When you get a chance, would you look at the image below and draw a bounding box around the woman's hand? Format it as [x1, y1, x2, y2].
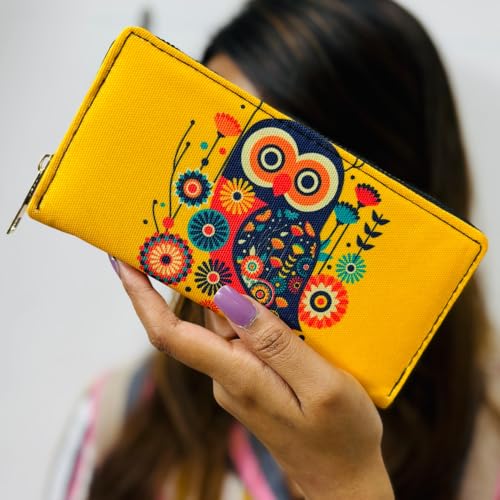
[114, 259, 394, 500]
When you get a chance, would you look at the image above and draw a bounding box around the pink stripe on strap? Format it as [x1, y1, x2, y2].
[228, 421, 276, 500]
[66, 373, 108, 500]
[495, 466, 500, 500]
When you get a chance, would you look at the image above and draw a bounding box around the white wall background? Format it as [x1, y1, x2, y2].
[0, 1, 498, 498]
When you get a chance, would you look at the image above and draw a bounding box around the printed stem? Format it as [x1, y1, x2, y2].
[151, 200, 160, 233]
[200, 131, 223, 170]
[169, 120, 195, 216]
[317, 224, 349, 274]
[322, 220, 341, 244]
[344, 158, 365, 173]
[356, 221, 379, 258]
[213, 100, 263, 183]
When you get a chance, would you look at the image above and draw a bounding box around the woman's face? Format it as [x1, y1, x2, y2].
[207, 53, 261, 96]
[203, 53, 260, 339]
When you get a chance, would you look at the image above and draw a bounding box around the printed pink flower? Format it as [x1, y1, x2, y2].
[355, 183, 381, 207]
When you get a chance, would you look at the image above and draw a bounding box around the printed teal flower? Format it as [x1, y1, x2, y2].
[336, 253, 367, 284]
[176, 170, 212, 207]
[188, 209, 229, 251]
[296, 257, 314, 277]
[334, 202, 360, 225]
[271, 276, 287, 294]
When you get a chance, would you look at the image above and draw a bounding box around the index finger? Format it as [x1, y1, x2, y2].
[116, 260, 236, 384]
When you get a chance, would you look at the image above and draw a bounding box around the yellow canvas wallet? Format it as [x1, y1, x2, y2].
[7, 26, 487, 408]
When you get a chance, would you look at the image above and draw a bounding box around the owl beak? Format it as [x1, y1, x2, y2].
[273, 173, 292, 197]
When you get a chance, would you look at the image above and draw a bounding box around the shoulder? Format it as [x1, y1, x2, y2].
[458, 331, 500, 500]
[45, 354, 154, 500]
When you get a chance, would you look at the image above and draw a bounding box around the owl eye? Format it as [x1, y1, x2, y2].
[295, 168, 321, 195]
[285, 153, 341, 213]
[258, 145, 285, 172]
[241, 126, 297, 187]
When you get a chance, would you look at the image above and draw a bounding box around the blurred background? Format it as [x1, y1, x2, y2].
[1, 1, 499, 498]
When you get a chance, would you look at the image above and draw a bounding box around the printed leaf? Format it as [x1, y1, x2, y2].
[304, 222, 316, 237]
[356, 235, 375, 250]
[364, 223, 382, 238]
[255, 209, 272, 222]
[320, 239, 331, 251]
[260, 253, 267, 261]
[280, 232, 289, 237]
[237, 239, 246, 245]
[318, 252, 332, 262]
[277, 209, 283, 218]
[249, 246, 256, 256]
[236, 256, 243, 263]
[372, 210, 390, 225]
[284, 209, 299, 220]
[255, 224, 265, 232]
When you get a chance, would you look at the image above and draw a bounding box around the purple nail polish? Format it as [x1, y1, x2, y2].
[108, 254, 121, 278]
[214, 285, 257, 327]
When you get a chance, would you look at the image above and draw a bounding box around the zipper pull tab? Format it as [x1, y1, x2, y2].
[6, 153, 53, 235]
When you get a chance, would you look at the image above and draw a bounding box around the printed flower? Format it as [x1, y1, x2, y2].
[200, 298, 219, 313]
[336, 253, 367, 284]
[188, 209, 229, 251]
[219, 178, 256, 215]
[355, 183, 381, 207]
[299, 275, 348, 328]
[250, 281, 274, 306]
[240, 255, 264, 279]
[334, 202, 360, 225]
[194, 259, 232, 296]
[296, 257, 314, 277]
[288, 276, 304, 294]
[175, 170, 212, 207]
[271, 277, 287, 294]
[138, 233, 192, 285]
[214, 113, 242, 137]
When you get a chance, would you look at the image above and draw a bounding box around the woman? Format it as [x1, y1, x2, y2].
[49, 1, 500, 499]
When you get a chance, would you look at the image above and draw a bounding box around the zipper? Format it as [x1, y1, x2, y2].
[6, 153, 52, 235]
[332, 139, 478, 230]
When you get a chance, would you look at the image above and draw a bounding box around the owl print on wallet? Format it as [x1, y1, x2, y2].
[138, 111, 390, 336]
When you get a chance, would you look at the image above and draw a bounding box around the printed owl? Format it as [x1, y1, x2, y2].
[206, 118, 345, 330]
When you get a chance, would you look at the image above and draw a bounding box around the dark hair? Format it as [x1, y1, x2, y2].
[89, 1, 492, 499]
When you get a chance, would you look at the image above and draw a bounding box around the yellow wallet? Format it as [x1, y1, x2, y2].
[8, 26, 487, 408]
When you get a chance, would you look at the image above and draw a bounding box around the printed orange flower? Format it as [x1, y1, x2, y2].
[219, 177, 256, 215]
[240, 255, 264, 279]
[138, 233, 192, 285]
[214, 113, 242, 137]
[298, 275, 348, 328]
[200, 299, 219, 313]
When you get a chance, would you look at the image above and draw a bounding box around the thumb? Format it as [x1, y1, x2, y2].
[213, 285, 333, 397]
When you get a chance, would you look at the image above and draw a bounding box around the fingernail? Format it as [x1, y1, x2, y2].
[108, 254, 121, 278]
[214, 285, 257, 328]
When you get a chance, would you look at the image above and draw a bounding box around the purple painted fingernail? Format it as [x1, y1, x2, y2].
[214, 285, 257, 328]
[108, 254, 121, 278]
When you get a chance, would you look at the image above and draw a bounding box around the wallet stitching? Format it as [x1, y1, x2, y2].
[37, 30, 485, 400]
